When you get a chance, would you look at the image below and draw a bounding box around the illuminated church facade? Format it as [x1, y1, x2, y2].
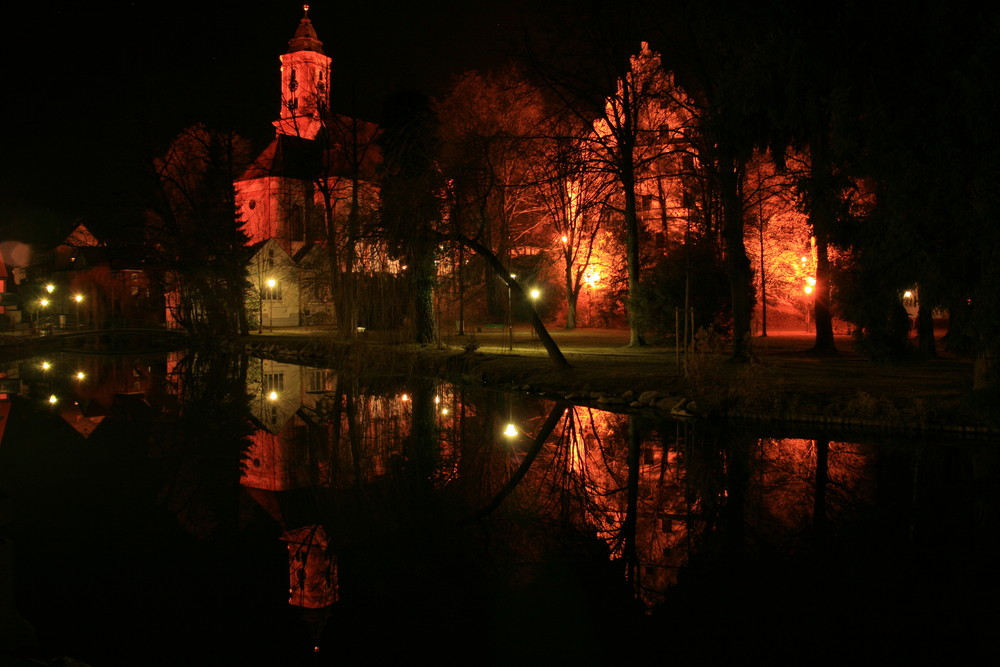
[235, 6, 384, 329]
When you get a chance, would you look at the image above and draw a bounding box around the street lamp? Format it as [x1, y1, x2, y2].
[529, 289, 541, 340]
[803, 278, 815, 331]
[506, 273, 516, 352]
[267, 279, 277, 331]
[73, 294, 84, 329]
[36, 298, 50, 332]
[584, 271, 599, 328]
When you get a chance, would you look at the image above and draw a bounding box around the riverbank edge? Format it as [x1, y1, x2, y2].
[4, 331, 991, 437]
[236, 334, 1000, 438]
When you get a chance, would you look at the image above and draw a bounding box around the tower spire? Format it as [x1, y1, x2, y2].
[288, 4, 325, 54]
[274, 5, 331, 139]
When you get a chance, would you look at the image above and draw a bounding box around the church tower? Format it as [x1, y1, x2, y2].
[273, 5, 331, 140]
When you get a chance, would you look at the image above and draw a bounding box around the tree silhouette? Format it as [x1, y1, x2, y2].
[153, 124, 253, 337]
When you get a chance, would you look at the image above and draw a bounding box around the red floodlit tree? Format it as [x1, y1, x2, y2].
[533, 36, 693, 347]
[524, 137, 615, 329]
[743, 152, 812, 336]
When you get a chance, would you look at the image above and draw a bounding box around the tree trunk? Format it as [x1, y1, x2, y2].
[719, 158, 754, 362]
[414, 247, 437, 345]
[623, 173, 646, 348]
[445, 231, 571, 370]
[758, 215, 767, 337]
[807, 128, 838, 355]
[564, 259, 577, 329]
[809, 233, 838, 355]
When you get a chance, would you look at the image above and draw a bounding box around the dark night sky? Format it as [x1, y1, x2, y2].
[0, 1, 529, 238]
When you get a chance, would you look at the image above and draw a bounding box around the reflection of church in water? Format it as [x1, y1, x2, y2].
[240, 351, 414, 645]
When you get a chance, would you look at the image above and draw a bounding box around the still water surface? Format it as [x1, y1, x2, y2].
[1, 350, 998, 665]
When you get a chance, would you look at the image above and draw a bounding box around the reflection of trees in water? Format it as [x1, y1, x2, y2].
[154, 350, 253, 538]
[512, 414, 887, 612]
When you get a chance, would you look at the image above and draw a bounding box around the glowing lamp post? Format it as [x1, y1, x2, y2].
[584, 271, 599, 327]
[36, 298, 50, 333]
[73, 294, 84, 329]
[506, 274, 516, 352]
[529, 288, 541, 340]
[503, 423, 518, 437]
[260, 278, 277, 333]
[803, 277, 815, 330]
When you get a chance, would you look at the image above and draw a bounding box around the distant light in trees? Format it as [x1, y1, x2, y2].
[530, 288, 541, 301]
[903, 290, 913, 298]
[48, 395, 58, 405]
[39, 298, 49, 308]
[45, 284, 55, 294]
[74, 371, 86, 380]
[268, 391, 278, 401]
[41, 361, 51, 370]
[73, 294, 84, 304]
[503, 423, 518, 437]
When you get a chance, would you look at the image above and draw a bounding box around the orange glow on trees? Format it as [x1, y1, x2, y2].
[584, 42, 694, 346]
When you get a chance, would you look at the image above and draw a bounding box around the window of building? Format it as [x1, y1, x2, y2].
[263, 372, 284, 394]
[308, 369, 331, 393]
[262, 281, 282, 301]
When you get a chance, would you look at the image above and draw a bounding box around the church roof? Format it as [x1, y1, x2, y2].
[238, 120, 382, 184]
[287, 5, 325, 55]
[237, 134, 321, 181]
